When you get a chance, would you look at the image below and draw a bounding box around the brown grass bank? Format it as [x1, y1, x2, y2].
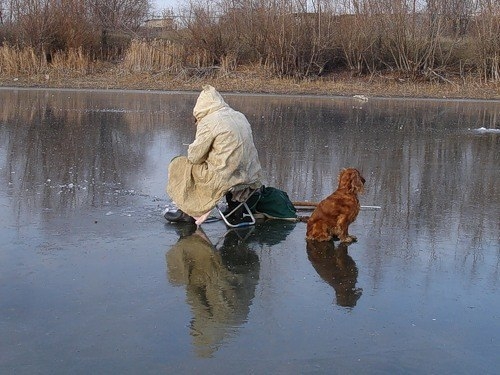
[1, 65, 499, 100]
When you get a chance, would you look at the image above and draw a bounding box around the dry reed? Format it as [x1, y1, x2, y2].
[0, 44, 45, 75]
[0, 44, 90, 76]
[50, 47, 89, 74]
[123, 39, 184, 73]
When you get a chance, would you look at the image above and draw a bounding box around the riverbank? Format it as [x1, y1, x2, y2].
[1, 68, 499, 100]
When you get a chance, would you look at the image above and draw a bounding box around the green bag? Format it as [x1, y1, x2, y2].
[248, 186, 297, 220]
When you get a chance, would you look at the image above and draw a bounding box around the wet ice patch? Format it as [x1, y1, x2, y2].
[113, 189, 158, 199]
[88, 108, 129, 113]
[36, 179, 170, 221]
[73, 108, 143, 113]
[53, 182, 88, 192]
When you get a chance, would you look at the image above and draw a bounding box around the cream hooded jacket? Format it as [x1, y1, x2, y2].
[167, 85, 262, 217]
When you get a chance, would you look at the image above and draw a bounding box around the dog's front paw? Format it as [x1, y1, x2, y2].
[306, 235, 331, 242]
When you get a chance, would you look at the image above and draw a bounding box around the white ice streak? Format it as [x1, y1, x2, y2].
[353, 94, 369, 101]
[471, 127, 500, 134]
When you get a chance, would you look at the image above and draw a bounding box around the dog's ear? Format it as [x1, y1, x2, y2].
[339, 168, 365, 193]
[337, 168, 348, 188]
[351, 169, 365, 193]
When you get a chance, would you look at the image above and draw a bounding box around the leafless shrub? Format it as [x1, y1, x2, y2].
[0, 0, 149, 61]
[0, 0, 500, 82]
[469, 1, 500, 82]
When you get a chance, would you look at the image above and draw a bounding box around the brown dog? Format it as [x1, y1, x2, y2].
[306, 168, 365, 243]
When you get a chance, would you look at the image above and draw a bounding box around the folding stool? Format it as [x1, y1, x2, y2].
[215, 188, 259, 228]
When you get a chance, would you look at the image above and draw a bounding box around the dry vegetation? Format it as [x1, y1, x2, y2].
[1, 57, 498, 100]
[0, 0, 500, 99]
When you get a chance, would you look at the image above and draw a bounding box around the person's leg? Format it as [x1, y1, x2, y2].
[193, 211, 211, 225]
[165, 156, 195, 223]
[224, 191, 239, 213]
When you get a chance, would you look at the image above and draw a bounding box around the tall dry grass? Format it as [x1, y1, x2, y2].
[51, 47, 90, 74]
[123, 39, 213, 74]
[0, 44, 44, 75]
[0, 44, 90, 75]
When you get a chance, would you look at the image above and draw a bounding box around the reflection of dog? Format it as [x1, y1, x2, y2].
[306, 240, 362, 308]
[306, 168, 365, 243]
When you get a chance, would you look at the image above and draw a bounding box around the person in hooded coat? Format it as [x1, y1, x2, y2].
[165, 85, 263, 225]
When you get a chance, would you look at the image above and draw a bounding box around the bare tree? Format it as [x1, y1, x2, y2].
[471, 0, 500, 81]
[89, 0, 151, 32]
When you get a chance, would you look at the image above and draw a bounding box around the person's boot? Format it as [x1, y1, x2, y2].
[164, 209, 195, 223]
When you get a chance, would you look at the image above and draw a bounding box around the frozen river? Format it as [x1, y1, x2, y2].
[0, 87, 498, 374]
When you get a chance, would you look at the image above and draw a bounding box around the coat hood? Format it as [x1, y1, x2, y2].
[193, 85, 228, 121]
[168, 84, 263, 217]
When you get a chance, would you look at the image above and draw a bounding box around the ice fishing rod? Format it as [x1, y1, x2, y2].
[292, 201, 381, 210]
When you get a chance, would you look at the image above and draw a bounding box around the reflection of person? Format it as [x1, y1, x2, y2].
[306, 241, 362, 308]
[165, 85, 263, 225]
[166, 226, 259, 358]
